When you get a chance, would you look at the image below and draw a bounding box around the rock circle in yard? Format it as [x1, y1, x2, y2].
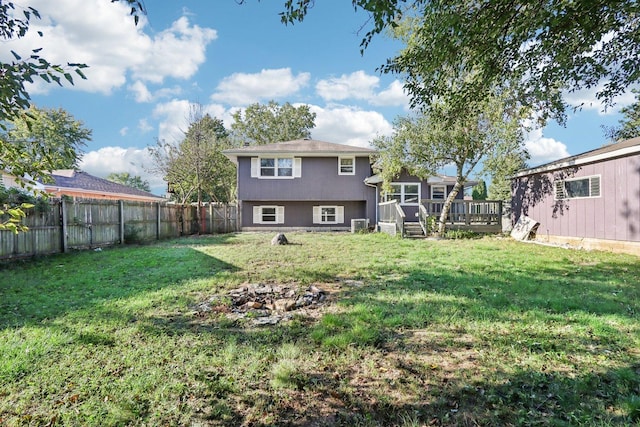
[192, 282, 330, 326]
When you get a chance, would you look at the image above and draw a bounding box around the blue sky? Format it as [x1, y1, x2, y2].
[7, 0, 633, 194]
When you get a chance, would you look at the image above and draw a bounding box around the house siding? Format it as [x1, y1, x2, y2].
[237, 156, 376, 224]
[511, 154, 640, 242]
[242, 200, 367, 229]
[387, 170, 463, 221]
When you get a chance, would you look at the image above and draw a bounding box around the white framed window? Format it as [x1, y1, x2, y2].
[431, 185, 447, 200]
[555, 175, 601, 200]
[338, 157, 355, 175]
[251, 157, 302, 179]
[252, 206, 285, 224]
[313, 206, 344, 224]
[384, 183, 420, 205]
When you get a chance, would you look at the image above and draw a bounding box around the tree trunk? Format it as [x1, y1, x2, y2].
[436, 179, 465, 236]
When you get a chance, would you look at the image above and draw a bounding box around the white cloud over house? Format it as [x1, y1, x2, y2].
[210, 68, 311, 105]
[524, 127, 571, 166]
[316, 71, 409, 107]
[79, 146, 166, 194]
[309, 105, 393, 148]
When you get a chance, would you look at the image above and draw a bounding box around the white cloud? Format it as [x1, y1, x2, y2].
[130, 81, 153, 103]
[152, 99, 231, 143]
[316, 71, 409, 107]
[210, 68, 310, 105]
[7, 0, 216, 94]
[371, 80, 410, 107]
[119, 127, 129, 136]
[138, 119, 153, 133]
[128, 80, 183, 103]
[80, 146, 165, 194]
[524, 127, 571, 166]
[309, 105, 393, 148]
[564, 84, 637, 115]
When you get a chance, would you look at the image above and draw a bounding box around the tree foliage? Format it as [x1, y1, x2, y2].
[106, 172, 151, 192]
[1, 105, 91, 184]
[230, 100, 316, 145]
[147, 106, 236, 206]
[471, 180, 487, 201]
[603, 89, 640, 142]
[373, 91, 524, 235]
[279, 0, 640, 123]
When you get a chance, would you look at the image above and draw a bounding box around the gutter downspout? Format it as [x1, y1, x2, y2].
[364, 179, 379, 226]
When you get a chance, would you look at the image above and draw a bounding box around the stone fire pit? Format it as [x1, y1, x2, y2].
[191, 283, 330, 326]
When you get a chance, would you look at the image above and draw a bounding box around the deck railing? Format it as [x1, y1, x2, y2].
[379, 200, 405, 236]
[421, 199, 503, 232]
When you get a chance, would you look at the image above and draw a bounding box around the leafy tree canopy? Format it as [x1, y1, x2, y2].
[603, 89, 640, 142]
[230, 100, 316, 146]
[278, 0, 640, 124]
[1, 105, 91, 185]
[148, 109, 236, 205]
[106, 172, 151, 193]
[373, 90, 524, 235]
[471, 180, 487, 201]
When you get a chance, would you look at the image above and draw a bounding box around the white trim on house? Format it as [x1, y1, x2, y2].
[251, 157, 302, 179]
[252, 205, 285, 224]
[312, 205, 344, 224]
[383, 182, 421, 206]
[513, 143, 640, 178]
[554, 174, 601, 200]
[338, 157, 355, 175]
[430, 184, 447, 200]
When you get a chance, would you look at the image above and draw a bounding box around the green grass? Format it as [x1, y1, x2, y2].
[1, 232, 639, 426]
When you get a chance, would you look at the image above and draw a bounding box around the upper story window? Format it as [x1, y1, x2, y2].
[555, 175, 601, 199]
[251, 157, 301, 179]
[384, 183, 420, 205]
[338, 157, 355, 175]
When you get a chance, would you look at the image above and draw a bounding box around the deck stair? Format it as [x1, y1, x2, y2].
[403, 222, 425, 238]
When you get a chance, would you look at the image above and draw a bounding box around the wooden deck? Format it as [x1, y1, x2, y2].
[378, 199, 503, 237]
[421, 199, 503, 234]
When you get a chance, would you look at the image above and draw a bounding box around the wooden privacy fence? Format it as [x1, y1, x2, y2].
[0, 199, 238, 260]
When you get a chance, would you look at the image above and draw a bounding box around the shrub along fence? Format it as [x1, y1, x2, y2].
[0, 199, 238, 260]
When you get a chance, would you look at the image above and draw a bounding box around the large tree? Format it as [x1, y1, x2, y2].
[230, 100, 316, 146]
[147, 106, 236, 208]
[373, 91, 524, 235]
[278, 0, 640, 124]
[1, 105, 91, 184]
[106, 172, 151, 193]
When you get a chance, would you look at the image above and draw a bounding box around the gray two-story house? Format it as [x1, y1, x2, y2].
[223, 139, 377, 231]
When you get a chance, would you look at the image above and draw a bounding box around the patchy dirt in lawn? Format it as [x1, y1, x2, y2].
[190, 280, 355, 326]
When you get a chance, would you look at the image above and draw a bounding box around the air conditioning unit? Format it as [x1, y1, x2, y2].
[351, 218, 368, 233]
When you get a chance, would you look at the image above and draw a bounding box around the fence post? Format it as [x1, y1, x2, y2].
[156, 202, 161, 240]
[119, 200, 125, 244]
[60, 199, 68, 253]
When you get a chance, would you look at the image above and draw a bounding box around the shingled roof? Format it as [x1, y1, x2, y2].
[514, 136, 640, 177]
[223, 139, 376, 162]
[44, 170, 164, 201]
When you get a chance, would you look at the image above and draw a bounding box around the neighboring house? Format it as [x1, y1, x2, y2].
[511, 137, 640, 255]
[223, 138, 483, 233]
[0, 169, 165, 202]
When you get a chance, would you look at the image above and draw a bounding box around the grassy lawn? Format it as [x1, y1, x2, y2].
[1, 232, 639, 426]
